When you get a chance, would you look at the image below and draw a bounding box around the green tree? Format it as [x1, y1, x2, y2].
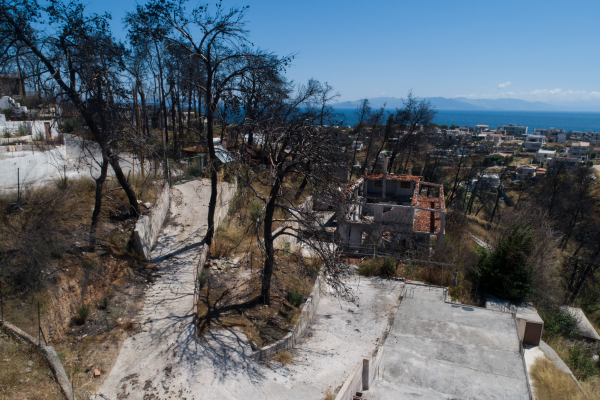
[478, 223, 535, 302]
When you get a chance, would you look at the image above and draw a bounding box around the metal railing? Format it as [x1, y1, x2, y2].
[168, 154, 206, 186]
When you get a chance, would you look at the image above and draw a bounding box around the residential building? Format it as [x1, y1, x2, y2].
[498, 124, 528, 136]
[557, 133, 567, 143]
[350, 141, 363, 151]
[0, 96, 59, 139]
[535, 149, 556, 163]
[534, 128, 565, 142]
[569, 142, 590, 161]
[523, 135, 546, 151]
[582, 132, 600, 145]
[446, 129, 466, 140]
[549, 157, 584, 169]
[337, 159, 446, 251]
[488, 133, 503, 143]
[515, 165, 537, 180]
[475, 125, 489, 133]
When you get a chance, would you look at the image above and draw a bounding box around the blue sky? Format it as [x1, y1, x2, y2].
[89, 0, 600, 106]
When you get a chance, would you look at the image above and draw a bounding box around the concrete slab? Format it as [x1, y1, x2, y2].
[368, 284, 530, 400]
[562, 306, 600, 341]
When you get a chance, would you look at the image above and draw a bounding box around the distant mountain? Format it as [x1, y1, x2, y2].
[333, 96, 560, 111]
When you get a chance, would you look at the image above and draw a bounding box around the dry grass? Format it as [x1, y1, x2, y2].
[0, 328, 64, 399]
[530, 358, 588, 400]
[582, 377, 600, 400]
[323, 386, 335, 400]
[272, 350, 293, 365]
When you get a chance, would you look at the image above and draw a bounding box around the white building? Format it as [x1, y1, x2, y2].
[498, 124, 528, 136]
[523, 135, 546, 151]
[535, 149, 556, 163]
[569, 142, 590, 161]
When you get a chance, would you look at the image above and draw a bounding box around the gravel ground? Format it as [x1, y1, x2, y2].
[98, 179, 403, 399]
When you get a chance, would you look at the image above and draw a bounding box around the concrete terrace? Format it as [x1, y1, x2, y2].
[369, 284, 530, 400]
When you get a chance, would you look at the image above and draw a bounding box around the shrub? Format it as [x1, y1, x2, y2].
[249, 201, 263, 228]
[478, 223, 534, 302]
[3, 130, 9, 138]
[287, 290, 304, 307]
[567, 344, 597, 381]
[541, 308, 579, 339]
[76, 303, 91, 325]
[378, 258, 396, 277]
[17, 124, 28, 137]
[62, 118, 80, 133]
[199, 272, 207, 289]
[358, 257, 397, 278]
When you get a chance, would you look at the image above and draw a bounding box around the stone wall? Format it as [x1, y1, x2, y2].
[192, 182, 237, 329]
[0, 146, 66, 190]
[250, 274, 323, 361]
[272, 196, 313, 252]
[133, 183, 170, 260]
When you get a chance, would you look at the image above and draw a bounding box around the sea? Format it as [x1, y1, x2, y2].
[332, 109, 600, 132]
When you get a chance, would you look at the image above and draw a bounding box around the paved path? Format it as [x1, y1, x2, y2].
[99, 180, 214, 399]
[99, 179, 403, 399]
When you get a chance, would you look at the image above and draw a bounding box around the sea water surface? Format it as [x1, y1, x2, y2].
[333, 109, 600, 132]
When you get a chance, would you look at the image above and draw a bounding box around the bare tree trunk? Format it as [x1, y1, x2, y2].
[89, 153, 109, 250]
[261, 177, 281, 305]
[204, 71, 218, 246]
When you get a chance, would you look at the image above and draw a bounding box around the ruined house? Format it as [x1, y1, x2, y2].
[337, 159, 446, 253]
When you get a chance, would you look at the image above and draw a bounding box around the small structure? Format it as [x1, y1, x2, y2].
[515, 165, 537, 180]
[535, 149, 556, 163]
[485, 295, 544, 346]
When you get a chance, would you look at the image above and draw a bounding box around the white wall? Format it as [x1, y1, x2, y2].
[0, 146, 67, 191]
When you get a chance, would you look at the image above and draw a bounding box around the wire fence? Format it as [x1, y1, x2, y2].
[168, 154, 206, 186]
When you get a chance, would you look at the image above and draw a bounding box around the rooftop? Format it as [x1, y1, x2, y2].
[571, 141, 590, 147]
[368, 285, 529, 399]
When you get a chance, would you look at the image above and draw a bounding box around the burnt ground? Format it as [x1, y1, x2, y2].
[197, 253, 317, 349]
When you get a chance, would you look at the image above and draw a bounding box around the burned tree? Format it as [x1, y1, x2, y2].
[0, 0, 140, 218]
[127, 0, 289, 245]
[234, 79, 350, 305]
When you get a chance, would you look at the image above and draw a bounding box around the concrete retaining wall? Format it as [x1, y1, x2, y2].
[250, 274, 323, 361]
[1, 320, 76, 400]
[133, 183, 170, 260]
[192, 181, 237, 330]
[334, 346, 386, 400]
[0, 146, 66, 190]
[272, 196, 313, 252]
[215, 182, 236, 227]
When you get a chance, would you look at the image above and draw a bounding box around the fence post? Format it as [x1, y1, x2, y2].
[38, 302, 41, 347]
[17, 168, 20, 203]
[441, 266, 444, 287]
[1, 277, 3, 321]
